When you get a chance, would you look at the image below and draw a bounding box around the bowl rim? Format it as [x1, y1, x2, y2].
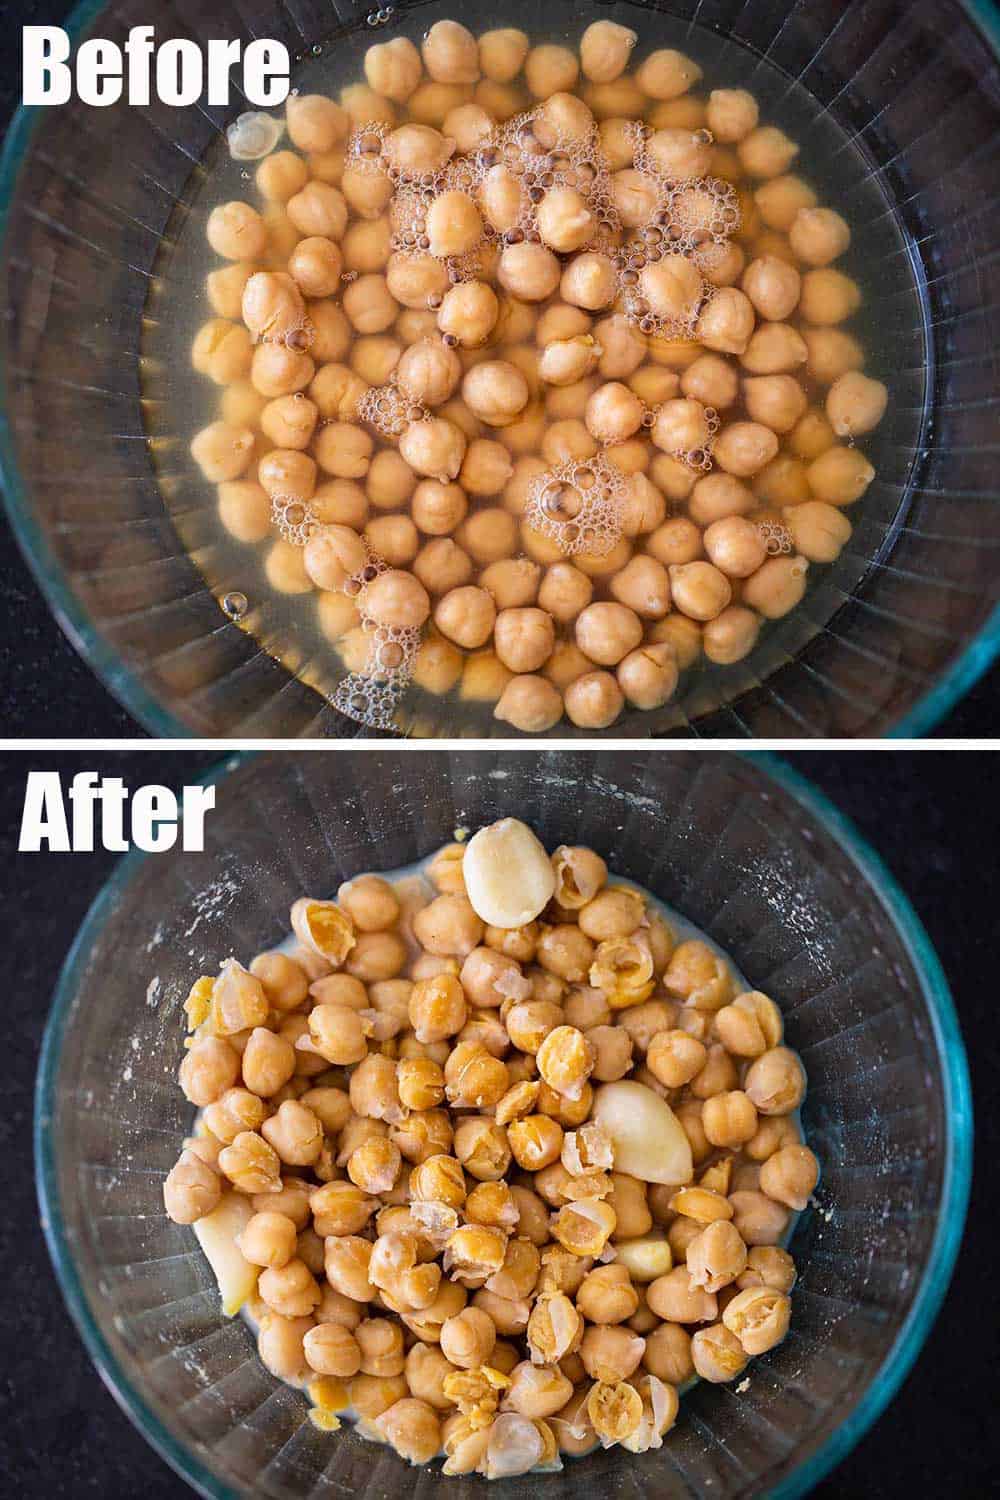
[3, 0, 1000, 739]
[35, 750, 973, 1499]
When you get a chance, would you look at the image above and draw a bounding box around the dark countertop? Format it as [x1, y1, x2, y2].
[1, 2, 999, 739]
[0, 750, 995, 1496]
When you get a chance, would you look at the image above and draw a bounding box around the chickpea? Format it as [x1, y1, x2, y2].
[639, 253, 703, 320]
[696, 287, 756, 355]
[341, 163, 394, 221]
[614, 641, 679, 712]
[740, 254, 801, 322]
[415, 538, 473, 594]
[701, 606, 760, 664]
[421, 19, 479, 84]
[378, 1397, 443, 1465]
[666, 560, 731, 623]
[756, 1144, 819, 1211]
[478, 27, 528, 81]
[551, 252, 614, 313]
[444, 102, 494, 152]
[479, 559, 540, 613]
[636, 48, 701, 100]
[399, 417, 467, 482]
[431, 584, 494, 649]
[462, 361, 529, 427]
[784, 199, 853, 268]
[414, 894, 484, 960]
[190, 421, 255, 483]
[647, 1267, 717, 1324]
[691, 1323, 750, 1383]
[520, 42, 576, 99]
[711, 420, 778, 479]
[675, 355, 736, 413]
[207, 200, 268, 261]
[192, 318, 253, 386]
[589, 318, 643, 385]
[741, 322, 808, 377]
[781, 500, 850, 565]
[341, 272, 397, 335]
[489, 607, 554, 674]
[825, 371, 888, 438]
[206, 262, 257, 322]
[364, 34, 422, 100]
[645, 126, 712, 180]
[258, 1313, 313, 1381]
[722, 1286, 791, 1355]
[395, 341, 461, 409]
[572, 602, 641, 667]
[532, 187, 594, 256]
[799, 268, 861, 325]
[342, 217, 391, 274]
[261, 1099, 324, 1167]
[739, 554, 808, 619]
[499, 243, 562, 303]
[162, 1148, 222, 1225]
[706, 88, 759, 143]
[538, 336, 598, 387]
[494, 673, 562, 732]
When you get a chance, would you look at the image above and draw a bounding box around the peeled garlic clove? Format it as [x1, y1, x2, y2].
[592, 1080, 693, 1186]
[463, 818, 556, 929]
[194, 1191, 259, 1316]
[613, 1231, 673, 1283]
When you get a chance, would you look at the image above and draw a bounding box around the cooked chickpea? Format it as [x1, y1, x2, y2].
[696, 288, 755, 356]
[499, 243, 562, 303]
[668, 561, 732, 622]
[463, 361, 530, 426]
[574, 602, 643, 666]
[399, 417, 467, 483]
[825, 370, 887, 437]
[741, 554, 809, 619]
[701, 607, 760, 665]
[741, 255, 801, 321]
[636, 48, 701, 100]
[434, 585, 496, 649]
[799, 267, 861, 325]
[616, 644, 679, 710]
[728, 1190, 790, 1247]
[261, 1099, 324, 1166]
[207, 201, 267, 261]
[743, 373, 808, 434]
[759, 1144, 819, 1210]
[421, 19, 479, 84]
[713, 420, 779, 478]
[303, 1321, 362, 1378]
[647, 1267, 717, 1324]
[378, 1397, 443, 1465]
[585, 382, 644, 444]
[706, 88, 759, 143]
[722, 1286, 791, 1355]
[691, 1323, 750, 1383]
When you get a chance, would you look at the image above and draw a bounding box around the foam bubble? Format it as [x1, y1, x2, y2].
[757, 520, 794, 556]
[524, 455, 627, 557]
[358, 382, 428, 439]
[270, 496, 316, 546]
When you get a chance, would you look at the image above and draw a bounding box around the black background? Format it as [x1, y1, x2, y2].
[1, 2, 999, 738]
[0, 749, 995, 1497]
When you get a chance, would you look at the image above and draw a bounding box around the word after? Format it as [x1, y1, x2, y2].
[22, 25, 290, 107]
[19, 772, 216, 853]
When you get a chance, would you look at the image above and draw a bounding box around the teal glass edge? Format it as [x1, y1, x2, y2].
[2, 0, 1000, 739]
[34, 750, 974, 1500]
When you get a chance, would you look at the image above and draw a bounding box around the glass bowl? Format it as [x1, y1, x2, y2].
[3, 0, 1000, 737]
[36, 751, 971, 1497]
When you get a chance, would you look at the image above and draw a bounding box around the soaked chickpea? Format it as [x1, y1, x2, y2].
[463, 361, 530, 427]
[575, 602, 643, 666]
